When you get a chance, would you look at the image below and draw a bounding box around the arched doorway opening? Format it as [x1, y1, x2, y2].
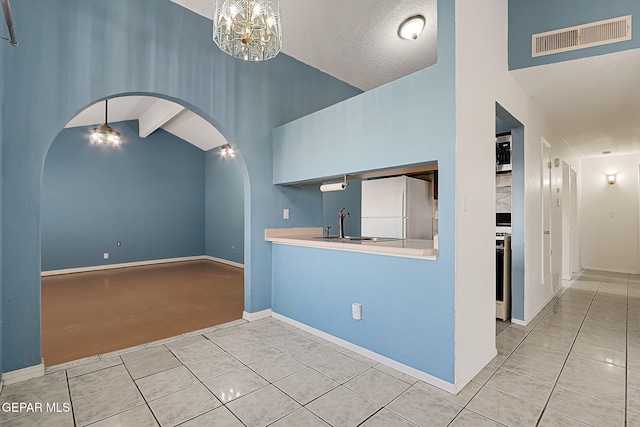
[40, 94, 250, 365]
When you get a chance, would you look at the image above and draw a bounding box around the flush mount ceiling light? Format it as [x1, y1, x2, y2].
[220, 143, 235, 158]
[398, 15, 425, 40]
[90, 99, 121, 146]
[213, 0, 282, 61]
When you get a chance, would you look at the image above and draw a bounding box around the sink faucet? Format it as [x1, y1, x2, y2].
[338, 208, 350, 238]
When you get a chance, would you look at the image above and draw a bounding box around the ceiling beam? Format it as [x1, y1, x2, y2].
[138, 99, 185, 138]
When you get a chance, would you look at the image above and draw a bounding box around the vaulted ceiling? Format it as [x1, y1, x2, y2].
[64, 1, 640, 159]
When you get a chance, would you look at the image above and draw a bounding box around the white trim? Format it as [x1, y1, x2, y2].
[42, 256, 244, 276]
[581, 266, 639, 275]
[203, 256, 244, 269]
[272, 312, 456, 394]
[41, 256, 207, 276]
[513, 284, 566, 326]
[243, 309, 272, 322]
[2, 359, 45, 385]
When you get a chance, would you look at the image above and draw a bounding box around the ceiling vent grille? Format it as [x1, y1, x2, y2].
[532, 15, 632, 57]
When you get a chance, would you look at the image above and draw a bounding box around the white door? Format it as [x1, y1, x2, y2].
[562, 162, 571, 280]
[361, 217, 406, 238]
[542, 140, 552, 288]
[570, 168, 579, 275]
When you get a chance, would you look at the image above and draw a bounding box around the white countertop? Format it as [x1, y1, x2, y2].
[265, 228, 437, 260]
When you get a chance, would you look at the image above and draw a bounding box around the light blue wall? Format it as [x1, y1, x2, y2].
[272, 245, 455, 381]
[1, 0, 360, 372]
[41, 121, 205, 271]
[205, 150, 244, 264]
[509, 0, 640, 70]
[495, 117, 511, 134]
[0, 42, 4, 378]
[322, 179, 361, 237]
[271, 0, 456, 382]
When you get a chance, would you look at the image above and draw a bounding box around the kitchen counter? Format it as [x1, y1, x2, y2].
[265, 228, 437, 260]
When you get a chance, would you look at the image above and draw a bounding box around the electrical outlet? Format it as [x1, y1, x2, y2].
[352, 303, 362, 320]
[283, 209, 290, 220]
[103, 252, 109, 260]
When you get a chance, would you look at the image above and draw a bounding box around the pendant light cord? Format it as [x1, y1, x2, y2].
[104, 99, 109, 124]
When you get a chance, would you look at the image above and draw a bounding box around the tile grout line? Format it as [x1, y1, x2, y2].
[532, 271, 603, 426]
[625, 274, 629, 427]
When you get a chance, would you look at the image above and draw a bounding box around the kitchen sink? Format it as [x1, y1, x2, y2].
[312, 236, 398, 242]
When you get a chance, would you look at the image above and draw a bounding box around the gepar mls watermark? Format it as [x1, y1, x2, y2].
[1, 402, 71, 413]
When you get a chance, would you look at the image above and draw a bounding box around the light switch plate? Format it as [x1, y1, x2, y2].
[283, 209, 290, 220]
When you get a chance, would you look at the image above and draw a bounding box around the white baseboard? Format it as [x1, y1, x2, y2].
[3, 359, 45, 385]
[42, 256, 245, 276]
[582, 266, 639, 274]
[514, 284, 566, 327]
[203, 256, 244, 269]
[41, 256, 207, 276]
[272, 312, 456, 394]
[243, 309, 272, 322]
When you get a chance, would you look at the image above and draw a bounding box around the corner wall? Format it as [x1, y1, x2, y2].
[580, 154, 639, 273]
[205, 150, 244, 264]
[455, 0, 580, 384]
[41, 121, 206, 271]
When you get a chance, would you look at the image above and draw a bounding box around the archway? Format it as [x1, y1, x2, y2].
[40, 94, 251, 365]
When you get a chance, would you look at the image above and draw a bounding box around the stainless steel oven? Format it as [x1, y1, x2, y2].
[496, 234, 511, 321]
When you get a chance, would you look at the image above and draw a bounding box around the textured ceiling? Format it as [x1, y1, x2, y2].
[170, 0, 438, 91]
[512, 48, 640, 158]
[65, 2, 639, 160]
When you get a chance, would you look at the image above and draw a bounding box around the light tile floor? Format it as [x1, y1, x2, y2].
[1, 270, 639, 426]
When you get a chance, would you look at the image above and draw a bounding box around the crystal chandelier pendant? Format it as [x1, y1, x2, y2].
[213, 0, 282, 61]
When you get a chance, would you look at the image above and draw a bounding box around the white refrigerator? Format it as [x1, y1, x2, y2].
[361, 176, 432, 239]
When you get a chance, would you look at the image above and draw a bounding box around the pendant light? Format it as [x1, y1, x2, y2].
[90, 99, 121, 146]
[220, 143, 235, 158]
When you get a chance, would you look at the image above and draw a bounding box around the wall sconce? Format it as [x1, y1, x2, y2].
[607, 174, 616, 185]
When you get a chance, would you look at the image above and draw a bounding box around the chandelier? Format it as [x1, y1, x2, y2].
[90, 99, 121, 146]
[213, 0, 282, 61]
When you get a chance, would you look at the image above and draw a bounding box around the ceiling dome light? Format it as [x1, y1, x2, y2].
[399, 15, 425, 40]
[213, 0, 282, 61]
[90, 99, 121, 146]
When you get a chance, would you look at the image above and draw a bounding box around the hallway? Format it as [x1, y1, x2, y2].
[1, 270, 637, 426]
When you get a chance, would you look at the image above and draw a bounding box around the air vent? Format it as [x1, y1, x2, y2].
[532, 15, 632, 57]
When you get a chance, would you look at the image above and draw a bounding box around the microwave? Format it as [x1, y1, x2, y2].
[496, 134, 512, 172]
